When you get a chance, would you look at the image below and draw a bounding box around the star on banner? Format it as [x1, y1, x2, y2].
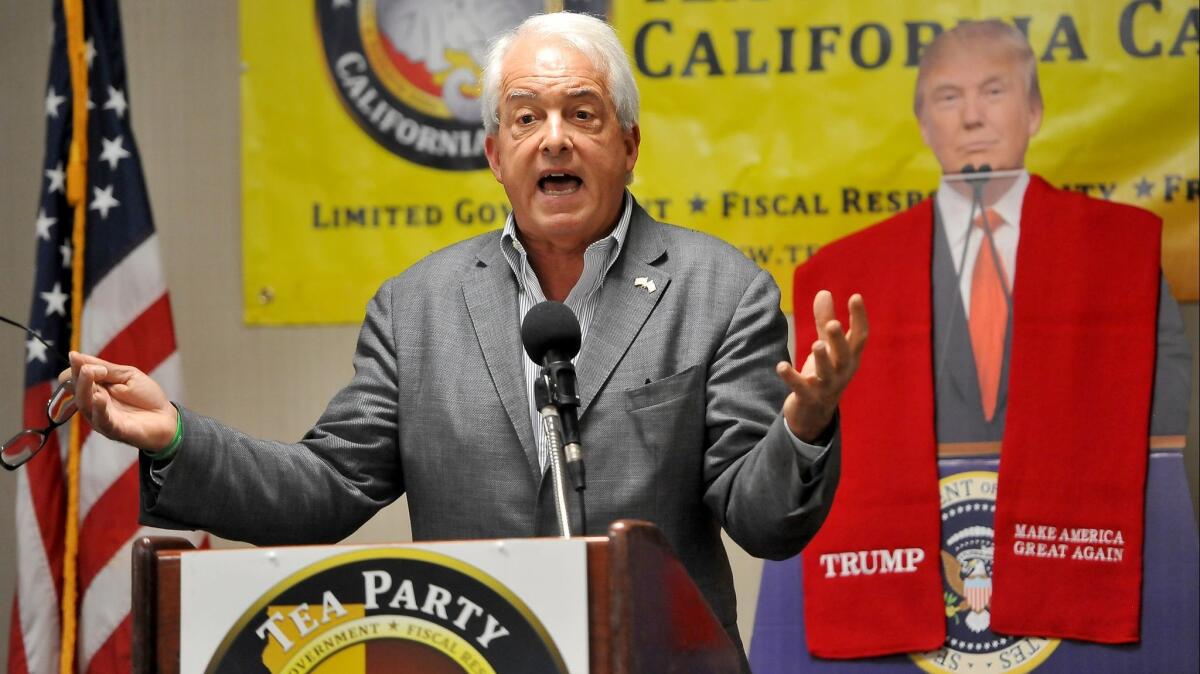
[90, 184, 120, 219]
[1134, 177, 1153, 198]
[689, 193, 708, 214]
[45, 162, 65, 194]
[84, 37, 96, 69]
[103, 85, 127, 118]
[59, 241, 73, 268]
[35, 209, 56, 241]
[41, 282, 69, 317]
[99, 135, 131, 170]
[45, 87, 65, 118]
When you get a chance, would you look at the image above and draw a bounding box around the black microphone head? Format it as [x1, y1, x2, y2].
[521, 301, 581, 364]
[962, 163, 989, 191]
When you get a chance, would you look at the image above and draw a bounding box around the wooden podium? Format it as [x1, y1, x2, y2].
[132, 519, 741, 673]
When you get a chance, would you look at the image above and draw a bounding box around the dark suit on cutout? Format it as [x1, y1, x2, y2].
[931, 189, 1191, 444]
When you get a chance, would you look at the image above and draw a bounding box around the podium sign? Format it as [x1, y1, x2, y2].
[179, 539, 588, 674]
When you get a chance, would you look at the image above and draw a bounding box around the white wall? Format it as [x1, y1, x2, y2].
[0, 0, 1196, 665]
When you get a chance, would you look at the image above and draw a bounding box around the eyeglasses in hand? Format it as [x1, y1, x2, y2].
[1, 315, 77, 470]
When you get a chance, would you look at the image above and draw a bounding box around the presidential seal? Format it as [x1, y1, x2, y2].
[205, 548, 567, 673]
[909, 471, 1060, 674]
[315, 0, 551, 170]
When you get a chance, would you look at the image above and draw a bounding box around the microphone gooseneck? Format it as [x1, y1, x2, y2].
[520, 301, 588, 536]
[936, 164, 996, 388]
[534, 376, 572, 538]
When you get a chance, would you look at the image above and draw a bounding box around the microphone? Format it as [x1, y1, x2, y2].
[520, 301, 586, 492]
[961, 163, 992, 203]
[521, 300, 581, 368]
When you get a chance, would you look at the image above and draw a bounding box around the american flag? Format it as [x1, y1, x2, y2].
[8, 2, 204, 672]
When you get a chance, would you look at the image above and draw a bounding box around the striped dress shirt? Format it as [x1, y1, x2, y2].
[500, 191, 633, 472]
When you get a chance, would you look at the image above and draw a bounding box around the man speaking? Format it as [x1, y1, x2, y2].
[61, 12, 865, 663]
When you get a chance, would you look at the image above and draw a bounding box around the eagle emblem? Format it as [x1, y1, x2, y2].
[942, 525, 994, 633]
[911, 472, 1060, 673]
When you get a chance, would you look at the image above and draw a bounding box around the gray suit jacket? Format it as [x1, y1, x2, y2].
[140, 203, 841, 653]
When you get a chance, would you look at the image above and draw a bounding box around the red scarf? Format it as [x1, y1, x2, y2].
[794, 176, 1160, 658]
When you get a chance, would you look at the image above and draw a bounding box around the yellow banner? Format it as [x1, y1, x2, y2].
[242, 1, 1198, 324]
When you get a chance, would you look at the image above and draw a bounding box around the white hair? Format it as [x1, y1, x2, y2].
[480, 12, 640, 135]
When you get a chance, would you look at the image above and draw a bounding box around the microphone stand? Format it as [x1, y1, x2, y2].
[537, 359, 589, 536]
[546, 362, 587, 535]
[935, 164, 1007, 382]
[965, 165, 1014, 309]
[535, 376, 573, 538]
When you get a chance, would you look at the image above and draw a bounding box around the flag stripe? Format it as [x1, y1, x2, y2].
[20, 385, 66, 592]
[6, 598, 30, 674]
[76, 529, 132, 668]
[76, 467, 138, 593]
[14, 469, 61, 674]
[93, 292, 177, 375]
[80, 234, 168, 356]
[82, 616, 130, 674]
[75, 438, 136, 526]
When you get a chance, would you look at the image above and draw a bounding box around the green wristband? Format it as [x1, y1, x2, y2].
[145, 404, 183, 462]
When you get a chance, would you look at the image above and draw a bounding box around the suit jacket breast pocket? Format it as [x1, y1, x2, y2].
[624, 364, 706, 458]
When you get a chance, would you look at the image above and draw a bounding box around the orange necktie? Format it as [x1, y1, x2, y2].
[969, 209, 1009, 421]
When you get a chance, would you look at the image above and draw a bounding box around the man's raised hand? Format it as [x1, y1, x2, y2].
[776, 290, 868, 443]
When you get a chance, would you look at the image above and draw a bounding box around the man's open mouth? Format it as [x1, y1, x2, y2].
[538, 172, 583, 195]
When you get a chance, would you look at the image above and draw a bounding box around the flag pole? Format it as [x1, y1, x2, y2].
[61, 0, 88, 671]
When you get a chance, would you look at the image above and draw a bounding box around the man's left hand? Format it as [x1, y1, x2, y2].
[776, 290, 868, 443]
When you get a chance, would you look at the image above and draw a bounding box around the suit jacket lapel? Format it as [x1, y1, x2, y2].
[461, 240, 541, 480]
[576, 204, 670, 417]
